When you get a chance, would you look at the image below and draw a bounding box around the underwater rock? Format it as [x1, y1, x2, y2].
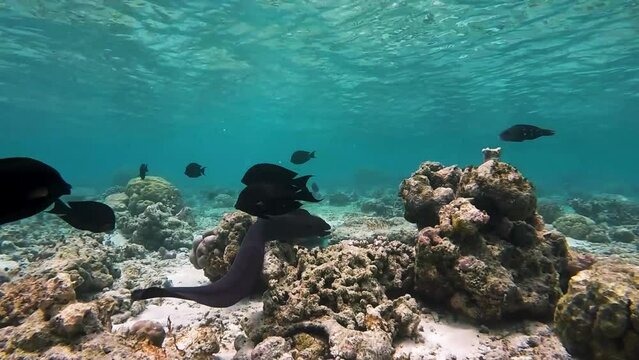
[125, 176, 184, 216]
[30, 236, 118, 297]
[122, 202, 194, 250]
[553, 214, 597, 240]
[585, 227, 611, 243]
[252, 240, 419, 344]
[277, 318, 393, 360]
[249, 336, 293, 360]
[610, 227, 636, 243]
[568, 194, 639, 226]
[114, 176, 195, 250]
[537, 200, 565, 224]
[129, 320, 166, 347]
[0, 273, 75, 328]
[327, 192, 354, 206]
[458, 160, 537, 221]
[104, 192, 129, 212]
[330, 215, 417, 245]
[189, 211, 254, 282]
[399, 161, 459, 228]
[402, 159, 568, 322]
[359, 198, 402, 218]
[211, 193, 235, 208]
[554, 260, 639, 360]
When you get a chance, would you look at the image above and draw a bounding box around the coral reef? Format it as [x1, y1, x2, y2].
[189, 211, 254, 282]
[569, 194, 639, 226]
[401, 160, 569, 322]
[125, 176, 185, 216]
[327, 192, 355, 206]
[359, 198, 403, 218]
[553, 214, 598, 240]
[537, 199, 565, 223]
[109, 176, 195, 250]
[247, 240, 420, 344]
[399, 162, 460, 228]
[330, 215, 417, 245]
[554, 260, 639, 360]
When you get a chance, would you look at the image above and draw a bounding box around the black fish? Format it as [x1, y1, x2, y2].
[0, 157, 72, 225]
[185, 163, 205, 178]
[311, 182, 319, 193]
[48, 199, 116, 233]
[290, 150, 315, 165]
[139, 163, 148, 180]
[131, 209, 330, 307]
[500, 124, 555, 142]
[235, 164, 321, 218]
[241, 163, 298, 186]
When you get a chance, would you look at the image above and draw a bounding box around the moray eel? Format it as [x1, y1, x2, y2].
[131, 209, 330, 307]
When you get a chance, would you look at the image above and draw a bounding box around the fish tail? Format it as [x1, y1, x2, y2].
[310, 151, 315, 158]
[292, 174, 312, 188]
[48, 198, 70, 215]
[542, 129, 555, 136]
[296, 187, 322, 203]
[202, 167, 206, 175]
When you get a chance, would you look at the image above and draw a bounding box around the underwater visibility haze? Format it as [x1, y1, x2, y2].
[1, 1, 639, 359]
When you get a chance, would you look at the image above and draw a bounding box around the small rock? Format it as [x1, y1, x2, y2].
[479, 325, 490, 334]
[129, 320, 166, 347]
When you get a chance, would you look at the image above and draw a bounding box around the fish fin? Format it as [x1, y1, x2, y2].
[292, 175, 312, 188]
[48, 199, 70, 216]
[29, 187, 49, 199]
[296, 187, 322, 203]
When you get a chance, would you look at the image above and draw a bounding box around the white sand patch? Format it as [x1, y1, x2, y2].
[112, 261, 262, 359]
[394, 316, 491, 360]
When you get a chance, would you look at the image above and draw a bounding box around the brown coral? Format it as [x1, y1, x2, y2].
[189, 211, 254, 282]
[401, 159, 569, 322]
[554, 260, 639, 360]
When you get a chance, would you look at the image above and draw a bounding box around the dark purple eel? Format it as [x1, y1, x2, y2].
[131, 209, 330, 307]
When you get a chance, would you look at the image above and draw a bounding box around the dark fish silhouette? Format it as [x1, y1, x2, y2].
[500, 124, 555, 142]
[290, 150, 315, 165]
[311, 182, 319, 193]
[48, 199, 116, 233]
[235, 163, 320, 218]
[131, 209, 331, 307]
[185, 163, 205, 178]
[241, 163, 298, 186]
[139, 163, 148, 180]
[0, 157, 72, 225]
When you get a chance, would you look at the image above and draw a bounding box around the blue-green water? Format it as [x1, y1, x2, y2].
[1, 1, 638, 195]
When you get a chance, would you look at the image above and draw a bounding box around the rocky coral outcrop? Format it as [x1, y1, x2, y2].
[330, 215, 417, 245]
[246, 240, 419, 344]
[399, 161, 460, 228]
[553, 214, 598, 240]
[400, 160, 569, 322]
[112, 176, 195, 250]
[125, 176, 184, 216]
[28, 236, 118, 298]
[537, 199, 565, 224]
[569, 194, 639, 226]
[189, 211, 254, 282]
[554, 260, 639, 360]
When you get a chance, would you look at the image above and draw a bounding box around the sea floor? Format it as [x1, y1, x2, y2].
[2, 196, 638, 359]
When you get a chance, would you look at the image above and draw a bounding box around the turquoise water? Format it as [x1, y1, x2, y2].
[1, 1, 638, 195]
